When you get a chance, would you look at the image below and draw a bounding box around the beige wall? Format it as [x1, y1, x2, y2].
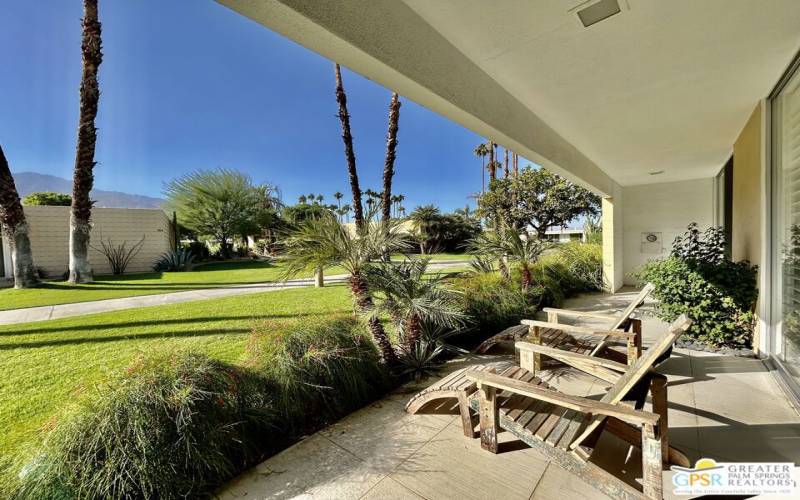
[732, 102, 763, 264]
[20, 206, 171, 277]
[622, 179, 715, 285]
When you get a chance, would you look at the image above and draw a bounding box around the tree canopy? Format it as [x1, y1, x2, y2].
[477, 167, 600, 237]
[164, 168, 279, 257]
[22, 191, 72, 206]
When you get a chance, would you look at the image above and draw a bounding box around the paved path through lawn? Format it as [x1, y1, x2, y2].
[0, 260, 470, 326]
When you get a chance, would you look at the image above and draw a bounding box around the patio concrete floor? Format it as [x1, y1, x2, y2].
[217, 288, 800, 499]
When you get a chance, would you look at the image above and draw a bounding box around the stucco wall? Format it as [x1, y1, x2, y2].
[17, 206, 170, 277]
[622, 179, 714, 285]
[732, 103, 763, 264]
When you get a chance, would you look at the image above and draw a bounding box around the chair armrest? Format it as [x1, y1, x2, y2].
[520, 320, 636, 339]
[514, 342, 629, 373]
[465, 370, 659, 427]
[542, 307, 621, 322]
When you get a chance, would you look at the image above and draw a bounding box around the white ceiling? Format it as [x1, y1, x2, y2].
[403, 0, 800, 185]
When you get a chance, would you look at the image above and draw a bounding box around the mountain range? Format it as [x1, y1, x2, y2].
[12, 172, 164, 209]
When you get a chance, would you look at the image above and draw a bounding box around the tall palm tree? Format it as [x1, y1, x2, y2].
[333, 191, 343, 210]
[473, 142, 489, 193]
[69, 0, 103, 284]
[366, 259, 465, 351]
[513, 152, 519, 178]
[381, 92, 401, 222]
[298, 194, 307, 204]
[469, 227, 549, 291]
[281, 213, 406, 363]
[504, 148, 509, 178]
[334, 63, 364, 229]
[487, 141, 496, 184]
[316, 194, 324, 204]
[0, 145, 39, 288]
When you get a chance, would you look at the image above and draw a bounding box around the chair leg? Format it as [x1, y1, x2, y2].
[457, 391, 476, 437]
[626, 319, 642, 365]
[650, 374, 669, 467]
[641, 423, 663, 500]
[528, 324, 542, 372]
[478, 383, 499, 453]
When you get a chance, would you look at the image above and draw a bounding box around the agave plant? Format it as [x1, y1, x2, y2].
[153, 248, 194, 272]
[365, 258, 466, 352]
[397, 340, 445, 382]
[280, 210, 408, 364]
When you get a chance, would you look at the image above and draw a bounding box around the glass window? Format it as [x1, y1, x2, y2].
[773, 66, 800, 387]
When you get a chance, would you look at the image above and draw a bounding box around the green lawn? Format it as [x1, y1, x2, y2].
[0, 260, 346, 311]
[0, 285, 352, 487]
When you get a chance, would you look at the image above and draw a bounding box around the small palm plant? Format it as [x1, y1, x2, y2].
[366, 258, 466, 352]
[470, 227, 549, 291]
[281, 211, 408, 364]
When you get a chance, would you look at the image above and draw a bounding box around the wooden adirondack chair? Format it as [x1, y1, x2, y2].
[465, 314, 691, 500]
[475, 284, 655, 362]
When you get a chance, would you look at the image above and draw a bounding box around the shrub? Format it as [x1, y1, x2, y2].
[153, 248, 194, 272]
[14, 353, 275, 500]
[451, 272, 538, 340]
[634, 224, 758, 347]
[184, 241, 210, 261]
[246, 316, 390, 428]
[22, 191, 71, 206]
[539, 242, 604, 295]
[91, 236, 146, 275]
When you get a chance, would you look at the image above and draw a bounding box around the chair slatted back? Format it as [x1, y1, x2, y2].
[569, 314, 691, 450]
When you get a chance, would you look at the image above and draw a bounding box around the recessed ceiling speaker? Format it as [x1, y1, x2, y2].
[577, 0, 621, 27]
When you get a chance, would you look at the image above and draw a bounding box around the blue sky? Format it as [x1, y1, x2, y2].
[0, 0, 531, 212]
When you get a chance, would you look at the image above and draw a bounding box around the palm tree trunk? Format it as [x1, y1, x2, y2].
[513, 152, 519, 178]
[314, 265, 324, 287]
[381, 93, 401, 222]
[504, 148, 509, 178]
[349, 273, 398, 364]
[488, 141, 496, 183]
[403, 313, 423, 352]
[0, 145, 39, 289]
[334, 63, 364, 229]
[520, 265, 532, 292]
[69, 0, 103, 284]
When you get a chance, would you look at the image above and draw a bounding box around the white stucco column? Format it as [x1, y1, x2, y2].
[1, 232, 12, 280]
[602, 183, 624, 292]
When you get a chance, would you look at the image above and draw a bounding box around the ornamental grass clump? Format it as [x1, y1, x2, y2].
[13, 353, 275, 500]
[635, 223, 758, 347]
[246, 315, 390, 428]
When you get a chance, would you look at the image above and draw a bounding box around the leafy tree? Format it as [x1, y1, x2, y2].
[0, 145, 39, 288]
[69, 0, 103, 284]
[477, 166, 600, 237]
[22, 191, 72, 206]
[281, 213, 408, 363]
[164, 169, 263, 258]
[283, 202, 335, 223]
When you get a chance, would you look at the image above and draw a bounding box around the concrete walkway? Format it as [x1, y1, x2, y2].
[0, 260, 471, 326]
[217, 288, 800, 500]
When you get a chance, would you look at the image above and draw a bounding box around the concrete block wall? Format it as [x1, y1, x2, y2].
[20, 206, 171, 277]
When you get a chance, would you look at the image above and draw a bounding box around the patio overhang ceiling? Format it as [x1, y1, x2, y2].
[218, 0, 800, 194]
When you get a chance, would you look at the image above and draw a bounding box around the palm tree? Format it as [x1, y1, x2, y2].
[341, 203, 352, 223]
[487, 141, 496, 184]
[473, 142, 489, 193]
[333, 191, 343, 210]
[334, 63, 364, 228]
[0, 145, 39, 288]
[503, 148, 509, 178]
[366, 259, 465, 351]
[409, 205, 441, 254]
[470, 227, 549, 291]
[316, 194, 324, 204]
[381, 92, 401, 222]
[69, 0, 103, 284]
[513, 152, 519, 178]
[281, 213, 406, 363]
[298, 194, 307, 204]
